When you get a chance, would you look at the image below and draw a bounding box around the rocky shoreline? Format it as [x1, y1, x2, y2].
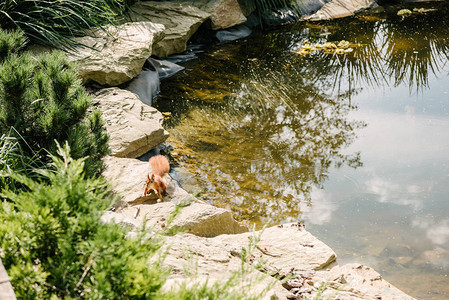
[1, 0, 416, 299]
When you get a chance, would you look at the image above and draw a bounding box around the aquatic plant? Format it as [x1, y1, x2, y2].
[292, 40, 355, 56]
[397, 9, 412, 18]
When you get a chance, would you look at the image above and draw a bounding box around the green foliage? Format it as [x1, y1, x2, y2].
[0, 0, 135, 50]
[0, 30, 109, 177]
[0, 131, 46, 192]
[0, 143, 272, 299]
[0, 143, 167, 299]
[310, 282, 331, 300]
[0, 29, 28, 63]
[161, 276, 261, 300]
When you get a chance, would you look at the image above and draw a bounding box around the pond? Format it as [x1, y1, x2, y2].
[153, 2, 449, 299]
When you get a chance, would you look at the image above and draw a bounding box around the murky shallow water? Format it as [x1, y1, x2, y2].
[154, 2, 449, 299]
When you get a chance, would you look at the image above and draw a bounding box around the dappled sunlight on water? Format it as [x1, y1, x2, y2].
[155, 2, 449, 299]
[165, 68, 364, 224]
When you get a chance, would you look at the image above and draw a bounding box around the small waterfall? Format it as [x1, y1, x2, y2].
[125, 57, 185, 106]
[216, 24, 252, 43]
[126, 68, 160, 106]
[147, 57, 185, 80]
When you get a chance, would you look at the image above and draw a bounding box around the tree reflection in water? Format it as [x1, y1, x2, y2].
[381, 5, 449, 91]
[164, 53, 365, 225]
[156, 2, 449, 227]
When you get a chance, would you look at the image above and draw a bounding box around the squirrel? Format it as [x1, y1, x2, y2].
[144, 155, 170, 199]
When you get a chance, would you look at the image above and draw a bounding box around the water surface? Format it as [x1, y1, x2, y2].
[155, 2, 449, 299]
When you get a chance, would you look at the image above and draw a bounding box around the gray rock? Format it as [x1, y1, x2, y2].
[130, 2, 210, 57]
[94, 88, 169, 158]
[0, 259, 16, 300]
[183, 0, 247, 30]
[304, 0, 377, 20]
[147, 57, 185, 80]
[67, 22, 165, 86]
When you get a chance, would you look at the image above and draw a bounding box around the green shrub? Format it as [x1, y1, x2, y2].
[0, 30, 109, 177]
[0, 0, 135, 50]
[0, 29, 28, 62]
[0, 143, 167, 299]
[0, 131, 46, 192]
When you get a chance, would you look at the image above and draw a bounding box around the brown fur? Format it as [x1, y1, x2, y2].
[144, 155, 170, 199]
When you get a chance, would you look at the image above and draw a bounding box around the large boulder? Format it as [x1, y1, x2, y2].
[0, 259, 16, 300]
[130, 2, 210, 57]
[93, 88, 169, 158]
[237, 0, 256, 17]
[183, 0, 247, 30]
[102, 201, 249, 237]
[67, 22, 165, 86]
[304, 0, 377, 20]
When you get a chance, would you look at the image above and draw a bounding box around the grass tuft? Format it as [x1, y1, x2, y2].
[0, 0, 136, 50]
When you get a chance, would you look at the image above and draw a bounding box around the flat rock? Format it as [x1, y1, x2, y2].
[93, 88, 169, 158]
[102, 201, 249, 237]
[304, 0, 377, 21]
[154, 224, 336, 298]
[216, 223, 337, 273]
[154, 226, 414, 299]
[130, 2, 210, 57]
[169, 202, 249, 236]
[102, 156, 187, 206]
[68, 22, 165, 86]
[157, 224, 336, 275]
[311, 263, 417, 299]
[183, 0, 247, 30]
